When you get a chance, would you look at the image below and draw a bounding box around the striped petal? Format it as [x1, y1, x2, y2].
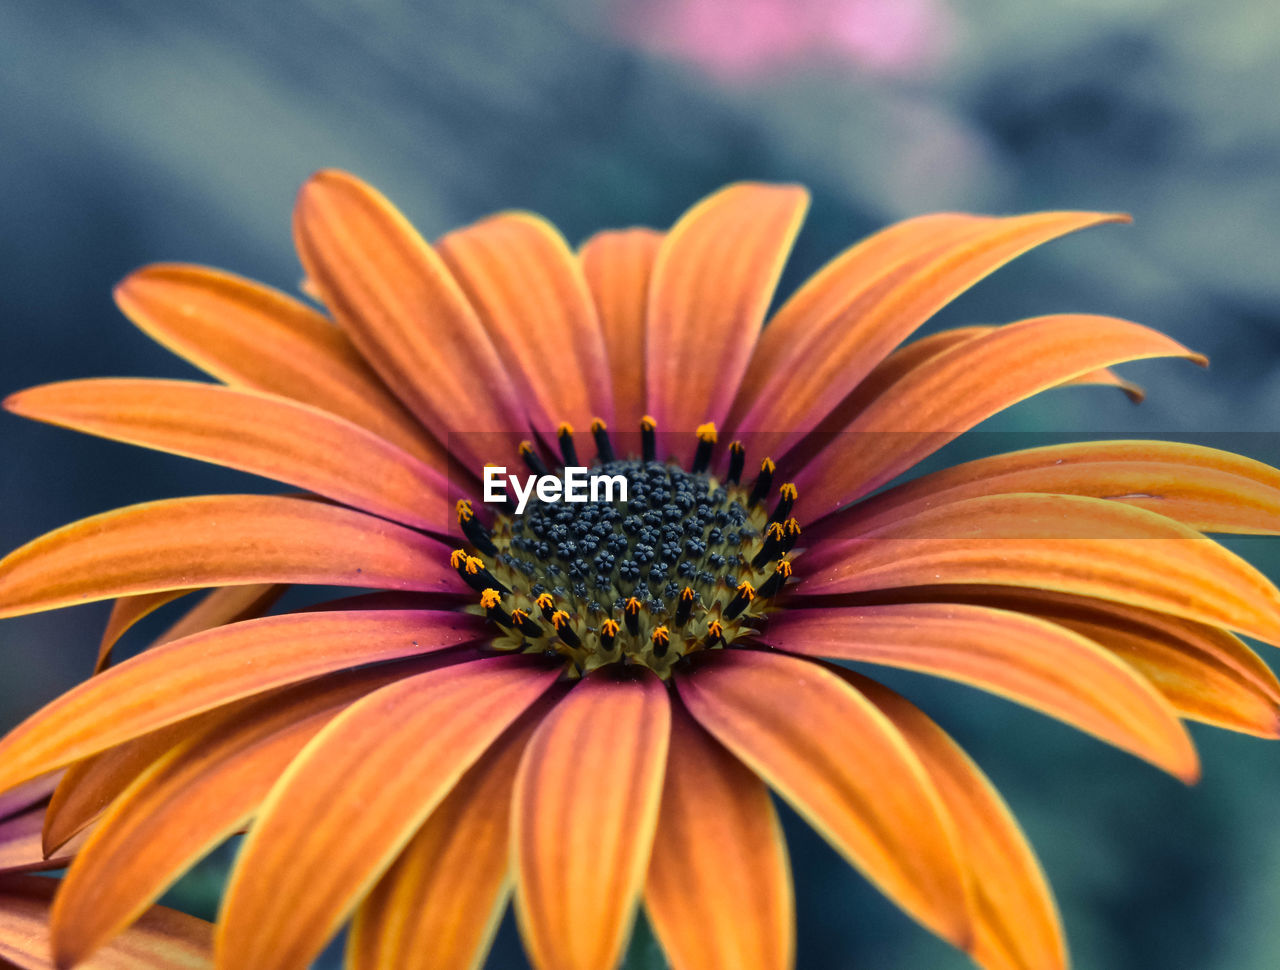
[579, 228, 662, 423]
[0, 875, 212, 970]
[98, 581, 284, 676]
[114, 264, 441, 466]
[646, 184, 808, 436]
[514, 669, 671, 970]
[216, 655, 559, 970]
[347, 701, 542, 970]
[677, 650, 973, 949]
[802, 493, 1280, 643]
[48, 659, 453, 967]
[292, 170, 527, 470]
[43, 712, 232, 856]
[0, 494, 463, 621]
[872, 586, 1280, 738]
[730, 212, 1127, 457]
[6, 380, 451, 531]
[53, 588, 286, 847]
[795, 314, 1204, 518]
[95, 591, 191, 673]
[438, 213, 614, 436]
[644, 702, 793, 970]
[798, 325, 1141, 446]
[847, 672, 1065, 970]
[817, 440, 1280, 540]
[0, 611, 486, 793]
[765, 603, 1198, 780]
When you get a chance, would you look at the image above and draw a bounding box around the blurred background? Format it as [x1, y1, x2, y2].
[3, 0, 1280, 966]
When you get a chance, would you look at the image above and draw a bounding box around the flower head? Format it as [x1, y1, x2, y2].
[1, 172, 1279, 970]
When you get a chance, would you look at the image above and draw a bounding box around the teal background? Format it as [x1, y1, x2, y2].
[3, 1, 1280, 966]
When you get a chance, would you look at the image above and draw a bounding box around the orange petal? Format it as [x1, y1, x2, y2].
[766, 603, 1198, 780]
[42, 712, 230, 857]
[348, 701, 543, 970]
[6, 380, 451, 531]
[891, 586, 1280, 738]
[647, 184, 808, 436]
[0, 494, 463, 620]
[293, 170, 527, 471]
[730, 211, 1127, 457]
[644, 702, 793, 970]
[795, 314, 1205, 517]
[215, 655, 559, 970]
[115, 263, 442, 466]
[818, 440, 1280, 539]
[0, 875, 212, 969]
[579, 228, 662, 424]
[48, 658, 454, 967]
[0, 610, 486, 793]
[100, 582, 287, 676]
[148, 583, 288, 649]
[514, 669, 671, 970]
[846, 672, 1066, 970]
[803, 493, 1280, 644]
[438, 213, 614, 435]
[677, 650, 973, 950]
[793, 325, 1141, 449]
[95, 591, 192, 674]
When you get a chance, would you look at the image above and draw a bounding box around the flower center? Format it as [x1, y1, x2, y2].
[451, 419, 800, 678]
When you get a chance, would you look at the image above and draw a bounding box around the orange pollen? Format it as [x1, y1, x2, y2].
[536, 592, 555, 612]
[449, 548, 469, 569]
[480, 588, 502, 609]
[736, 581, 757, 600]
[779, 483, 798, 501]
[557, 422, 574, 436]
[600, 619, 620, 637]
[518, 440, 535, 456]
[551, 609, 572, 630]
[784, 518, 801, 536]
[464, 556, 484, 575]
[625, 597, 642, 615]
[511, 608, 531, 623]
[640, 414, 657, 431]
[456, 499, 474, 523]
[761, 457, 776, 474]
[765, 521, 786, 540]
[695, 422, 717, 443]
[776, 558, 794, 578]
[590, 418, 607, 433]
[651, 626, 670, 647]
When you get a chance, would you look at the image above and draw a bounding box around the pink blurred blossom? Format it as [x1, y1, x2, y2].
[617, 0, 954, 81]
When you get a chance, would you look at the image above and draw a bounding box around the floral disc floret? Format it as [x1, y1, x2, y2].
[452, 419, 798, 677]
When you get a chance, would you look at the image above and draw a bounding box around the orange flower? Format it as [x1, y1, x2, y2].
[1, 172, 1279, 970]
[0, 773, 214, 968]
